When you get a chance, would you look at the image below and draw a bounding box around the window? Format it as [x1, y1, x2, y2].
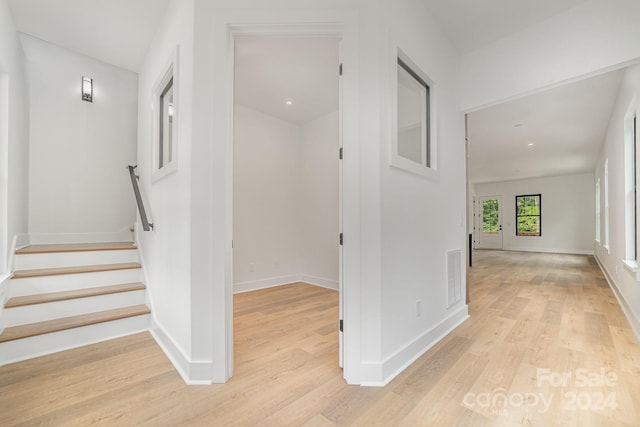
[632, 115, 637, 261]
[391, 50, 437, 180]
[516, 194, 541, 237]
[604, 159, 610, 249]
[595, 178, 601, 243]
[152, 47, 179, 182]
[159, 76, 174, 169]
[624, 111, 638, 263]
[397, 57, 430, 167]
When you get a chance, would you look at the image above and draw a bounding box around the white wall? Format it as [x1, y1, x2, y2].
[187, 0, 468, 385]
[476, 174, 595, 254]
[594, 64, 640, 337]
[0, 1, 29, 274]
[233, 106, 339, 292]
[136, 0, 195, 382]
[461, 0, 640, 111]
[233, 105, 303, 289]
[378, 0, 468, 382]
[21, 35, 137, 242]
[300, 111, 339, 286]
[135, 0, 469, 385]
[0, 0, 30, 333]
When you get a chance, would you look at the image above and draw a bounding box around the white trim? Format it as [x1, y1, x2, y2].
[0, 273, 10, 333]
[218, 12, 361, 384]
[8, 234, 28, 273]
[594, 256, 640, 341]
[299, 274, 339, 291]
[504, 247, 594, 256]
[389, 47, 439, 182]
[150, 319, 214, 385]
[233, 274, 339, 294]
[151, 46, 179, 183]
[622, 259, 638, 273]
[360, 305, 469, 387]
[233, 275, 300, 294]
[622, 259, 640, 282]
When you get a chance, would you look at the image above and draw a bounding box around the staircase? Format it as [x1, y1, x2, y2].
[0, 242, 151, 365]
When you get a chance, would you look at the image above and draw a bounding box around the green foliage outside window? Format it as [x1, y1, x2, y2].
[483, 199, 499, 233]
[516, 194, 541, 236]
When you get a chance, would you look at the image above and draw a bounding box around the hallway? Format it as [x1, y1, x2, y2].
[1, 251, 638, 425]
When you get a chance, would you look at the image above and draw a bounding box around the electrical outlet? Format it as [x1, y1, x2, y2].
[274, 262, 279, 270]
[416, 300, 422, 317]
[249, 263, 254, 272]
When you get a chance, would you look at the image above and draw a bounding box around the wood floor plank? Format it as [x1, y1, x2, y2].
[1, 251, 639, 426]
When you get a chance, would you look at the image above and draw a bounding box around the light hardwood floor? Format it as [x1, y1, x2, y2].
[1, 250, 639, 426]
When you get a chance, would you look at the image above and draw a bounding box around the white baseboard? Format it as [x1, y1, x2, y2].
[150, 319, 217, 385]
[360, 305, 470, 387]
[504, 247, 594, 256]
[233, 274, 301, 294]
[7, 234, 28, 273]
[234, 273, 339, 294]
[0, 273, 9, 334]
[299, 274, 339, 291]
[29, 225, 135, 245]
[594, 256, 640, 341]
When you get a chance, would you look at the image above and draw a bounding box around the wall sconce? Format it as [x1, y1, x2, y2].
[82, 76, 93, 102]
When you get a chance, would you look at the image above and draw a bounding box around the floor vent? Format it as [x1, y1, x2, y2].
[447, 249, 462, 308]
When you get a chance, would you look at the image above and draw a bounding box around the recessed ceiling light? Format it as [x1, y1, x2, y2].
[527, 142, 536, 148]
[514, 122, 524, 127]
[285, 98, 293, 106]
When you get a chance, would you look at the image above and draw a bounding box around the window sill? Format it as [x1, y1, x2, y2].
[390, 154, 439, 182]
[622, 259, 640, 282]
[622, 259, 638, 272]
[152, 161, 177, 183]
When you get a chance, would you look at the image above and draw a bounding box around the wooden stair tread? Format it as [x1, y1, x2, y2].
[16, 242, 136, 254]
[12, 263, 142, 279]
[0, 305, 151, 343]
[5, 282, 146, 308]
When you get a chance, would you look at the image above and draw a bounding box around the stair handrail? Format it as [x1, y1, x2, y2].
[127, 165, 154, 231]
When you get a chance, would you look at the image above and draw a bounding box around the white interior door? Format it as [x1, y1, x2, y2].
[479, 195, 503, 249]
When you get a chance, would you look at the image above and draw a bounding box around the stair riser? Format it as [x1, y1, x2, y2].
[9, 269, 142, 297]
[4, 290, 147, 327]
[0, 315, 150, 366]
[14, 249, 139, 270]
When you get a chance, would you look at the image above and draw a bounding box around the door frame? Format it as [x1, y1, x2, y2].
[220, 18, 358, 383]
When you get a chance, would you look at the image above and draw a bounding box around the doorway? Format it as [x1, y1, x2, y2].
[231, 36, 343, 370]
[478, 195, 503, 249]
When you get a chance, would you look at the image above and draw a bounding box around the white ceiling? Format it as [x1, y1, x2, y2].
[6, 0, 624, 184]
[8, 0, 170, 72]
[421, 0, 589, 54]
[234, 37, 340, 126]
[467, 70, 624, 184]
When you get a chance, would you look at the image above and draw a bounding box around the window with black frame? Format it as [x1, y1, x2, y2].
[516, 194, 541, 236]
